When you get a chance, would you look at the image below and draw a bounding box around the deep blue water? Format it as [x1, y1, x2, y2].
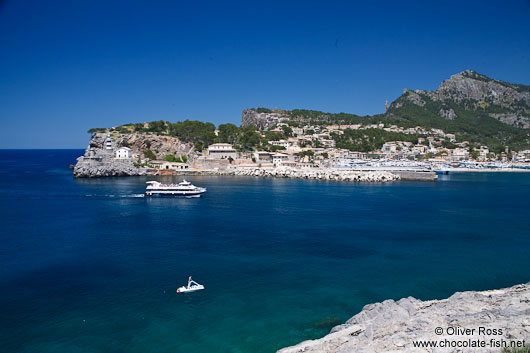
[1, 149, 529, 353]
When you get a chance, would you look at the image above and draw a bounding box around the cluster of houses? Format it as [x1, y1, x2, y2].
[96, 121, 530, 172]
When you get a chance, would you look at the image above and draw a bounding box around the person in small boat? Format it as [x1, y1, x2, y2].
[188, 275, 192, 289]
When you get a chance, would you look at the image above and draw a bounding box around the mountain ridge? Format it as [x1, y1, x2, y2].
[240, 70, 530, 150]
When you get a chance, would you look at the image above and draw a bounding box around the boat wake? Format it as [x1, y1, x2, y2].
[85, 194, 145, 198]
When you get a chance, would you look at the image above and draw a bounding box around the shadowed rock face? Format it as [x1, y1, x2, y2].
[277, 282, 530, 353]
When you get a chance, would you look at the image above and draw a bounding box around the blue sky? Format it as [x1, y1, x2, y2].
[1, 0, 530, 148]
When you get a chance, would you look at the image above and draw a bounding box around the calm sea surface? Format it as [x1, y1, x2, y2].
[1, 150, 529, 353]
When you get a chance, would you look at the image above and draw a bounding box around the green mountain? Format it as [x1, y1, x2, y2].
[386, 70, 530, 150]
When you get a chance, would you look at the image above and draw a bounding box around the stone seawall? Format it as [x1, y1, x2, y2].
[162, 167, 400, 182]
[221, 167, 400, 182]
[169, 168, 437, 182]
[278, 282, 530, 353]
[393, 171, 438, 181]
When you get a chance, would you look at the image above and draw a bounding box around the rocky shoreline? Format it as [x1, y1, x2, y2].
[73, 132, 439, 181]
[73, 160, 420, 182]
[74, 148, 438, 182]
[278, 282, 530, 353]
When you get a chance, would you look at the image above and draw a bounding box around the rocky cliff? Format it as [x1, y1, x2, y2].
[389, 70, 530, 128]
[278, 282, 530, 353]
[85, 132, 193, 159]
[73, 132, 194, 177]
[241, 109, 287, 130]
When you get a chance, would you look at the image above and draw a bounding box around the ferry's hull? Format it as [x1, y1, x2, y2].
[145, 190, 206, 197]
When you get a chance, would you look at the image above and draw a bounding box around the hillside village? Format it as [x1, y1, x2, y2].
[75, 71, 530, 177]
[75, 108, 530, 178]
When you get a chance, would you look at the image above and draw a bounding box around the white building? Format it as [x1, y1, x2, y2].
[515, 150, 530, 162]
[207, 143, 237, 159]
[451, 148, 469, 160]
[477, 146, 490, 160]
[253, 151, 273, 162]
[381, 142, 398, 153]
[272, 153, 289, 166]
[291, 127, 304, 136]
[411, 145, 427, 154]
[161, 162, 189, 170]
[115, 147, 132, 159]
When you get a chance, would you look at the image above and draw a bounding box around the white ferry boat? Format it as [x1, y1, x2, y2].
[145, 180, 206, 197]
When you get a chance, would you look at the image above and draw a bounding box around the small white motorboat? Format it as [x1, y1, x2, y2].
[176, 279, 204, 293]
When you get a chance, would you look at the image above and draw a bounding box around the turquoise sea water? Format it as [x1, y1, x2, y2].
[1, 150, 529, 353]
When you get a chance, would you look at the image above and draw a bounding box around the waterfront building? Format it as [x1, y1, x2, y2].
[381, 142, 398, 153]
[515, 150, 530, 162]
[115, 147, 131, 159]
[477, 146, 490, 160]
[207, 143, 237, 159]
[452, 148, 469, 161]
[272, 153, 289, 166]
[253, 151, 273, 162]
[281, 161, 298, 168]
[160, 162, 189, 170]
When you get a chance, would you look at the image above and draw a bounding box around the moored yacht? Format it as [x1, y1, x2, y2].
[145, 180, 206, 197]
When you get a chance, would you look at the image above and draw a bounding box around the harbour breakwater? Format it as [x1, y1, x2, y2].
[171, 167, 438, 182]
[278, 282, 530, 353]
[216, 167, 401, 182]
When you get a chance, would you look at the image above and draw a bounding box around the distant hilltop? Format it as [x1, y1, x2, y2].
[390, 69, 530, 129]
[241, 70, 530, 150]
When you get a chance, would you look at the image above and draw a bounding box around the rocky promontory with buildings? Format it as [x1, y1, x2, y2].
[73, 132, 409, 181]
[73, 132, 194, 177]
[74, 128, 442, 181]
[278, 282, 530, 353]
[74, 71, 530, 179]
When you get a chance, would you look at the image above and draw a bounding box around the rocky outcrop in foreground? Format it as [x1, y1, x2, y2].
[278, 283, 530, 353]
[221, 167, 400, 182]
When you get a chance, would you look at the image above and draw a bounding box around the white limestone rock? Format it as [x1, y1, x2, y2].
[278, 283, 530, 353]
